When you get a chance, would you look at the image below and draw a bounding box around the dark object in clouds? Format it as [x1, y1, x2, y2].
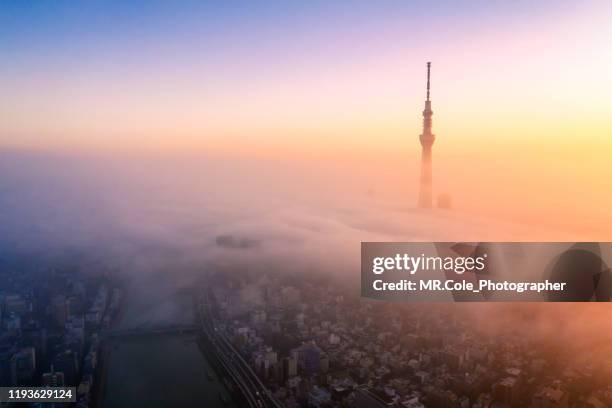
[215, 235, 260, 250]
[547, 243, 612, 301]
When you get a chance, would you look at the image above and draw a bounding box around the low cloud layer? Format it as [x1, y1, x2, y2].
[1, 149, 610, 368]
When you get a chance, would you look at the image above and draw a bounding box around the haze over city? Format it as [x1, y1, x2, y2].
[1, 1, 612, 407]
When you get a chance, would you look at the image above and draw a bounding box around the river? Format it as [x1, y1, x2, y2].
[102, 289, 234, 408]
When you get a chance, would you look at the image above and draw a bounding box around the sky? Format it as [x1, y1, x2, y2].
[2, 1, 611, 153]
[2, 2, 612, 354]
[1, 0, 612, 232]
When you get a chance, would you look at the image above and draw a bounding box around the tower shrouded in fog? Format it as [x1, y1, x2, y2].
[418, 62, 435, 208]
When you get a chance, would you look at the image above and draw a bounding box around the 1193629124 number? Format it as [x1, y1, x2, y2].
[0, 387, 75, 402]
[9, 388, 71, 399]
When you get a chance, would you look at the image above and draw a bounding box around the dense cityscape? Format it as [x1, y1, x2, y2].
[0, 257, 122, 407]
[202, 271, 612, 408]
[2, 258, 612, 408]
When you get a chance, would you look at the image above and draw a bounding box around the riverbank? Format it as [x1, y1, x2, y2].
[91, 285, 128, 408]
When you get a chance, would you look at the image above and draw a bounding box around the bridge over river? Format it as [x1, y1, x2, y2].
[100, 290, 236, 408]
[106, 324, 200, 339]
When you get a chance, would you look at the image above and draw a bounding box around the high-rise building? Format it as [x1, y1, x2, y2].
[51, 295, 67, 328]
[42, 365, 65, 387]
[52, 350, 79, 386]
[291, 343, 321, 376]
[10, 347, 36, 386]
[418, 62, 436, 208]
[4, 294, 29, 316]
[283, 356, 298, 382]
[319, 354, 329, 373]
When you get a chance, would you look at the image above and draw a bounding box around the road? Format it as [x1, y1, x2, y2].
[200, 292, 284, 408]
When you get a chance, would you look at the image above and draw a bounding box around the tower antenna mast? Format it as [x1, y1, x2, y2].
[426, 61, 431, 101]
